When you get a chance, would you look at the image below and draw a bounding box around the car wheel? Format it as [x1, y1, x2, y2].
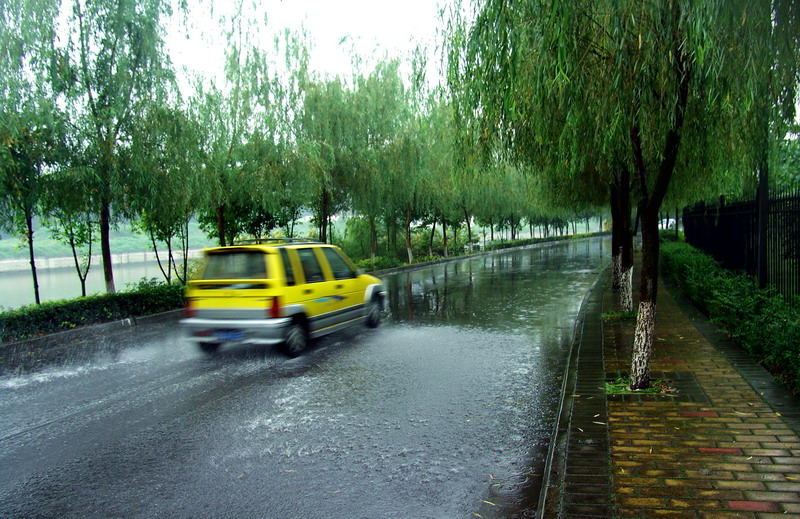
[282, 321, 308, 357]
[365, 299, 382, 328]
[198, 342, 221, 354]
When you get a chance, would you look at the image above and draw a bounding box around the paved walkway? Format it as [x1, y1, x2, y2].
[550, 268, 800, 518]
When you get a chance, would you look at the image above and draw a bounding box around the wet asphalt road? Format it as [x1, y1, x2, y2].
[0, 237, 610, 519]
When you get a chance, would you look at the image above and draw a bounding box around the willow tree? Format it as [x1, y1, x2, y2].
[449, 0, 798, 389]
[128, 105, 203, 283]
[0, 0, 64, 304]
[194, 0, 290, 247]
[42, 165, 96, 297]
[58, 0, 178, 294]
[296, 77, 360, 243]
[349, 59, 408, 259]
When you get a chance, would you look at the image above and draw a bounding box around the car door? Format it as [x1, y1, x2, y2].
[293, 247, 340, 333]
[319, 246, 363, 322]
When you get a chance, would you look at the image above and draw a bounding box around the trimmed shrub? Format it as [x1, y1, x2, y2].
[355, 256, 402, 272]
[661, 241, 800, 395]
[0, 282, 185, 343]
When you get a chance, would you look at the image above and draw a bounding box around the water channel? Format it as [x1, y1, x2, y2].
[0, 260, 179, 310]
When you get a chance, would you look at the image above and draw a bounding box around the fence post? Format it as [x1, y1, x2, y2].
[757, 167, 769, 289]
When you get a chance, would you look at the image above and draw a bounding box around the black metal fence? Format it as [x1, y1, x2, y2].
[682, 186, 800, 306]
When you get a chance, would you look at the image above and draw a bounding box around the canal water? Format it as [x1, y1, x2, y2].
[0, 261, 174, 310]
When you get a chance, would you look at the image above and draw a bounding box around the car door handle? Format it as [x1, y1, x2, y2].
[335, 284, 343, 289]
[303, 289, 313, 295]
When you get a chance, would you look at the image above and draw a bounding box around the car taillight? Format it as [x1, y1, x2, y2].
[268, 296, 282, 318]
[184, 300, 197, 318]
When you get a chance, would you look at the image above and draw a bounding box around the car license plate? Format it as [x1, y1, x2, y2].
[215, 329, 244, 342]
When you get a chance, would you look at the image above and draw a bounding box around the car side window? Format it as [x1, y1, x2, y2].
[322, 248, 356, 280]
[297, 248, 324, 283]
[279, 249, 295, 286]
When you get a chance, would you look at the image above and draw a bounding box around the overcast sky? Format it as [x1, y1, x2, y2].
[167, 0, 448, 92]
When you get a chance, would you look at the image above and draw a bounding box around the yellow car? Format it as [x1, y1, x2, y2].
[180, 239, 386, 356]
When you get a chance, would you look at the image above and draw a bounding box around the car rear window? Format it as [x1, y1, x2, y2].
[202, 251, 267, 280]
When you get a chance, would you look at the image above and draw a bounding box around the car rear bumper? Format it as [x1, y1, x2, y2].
[179, 317, 292, 345]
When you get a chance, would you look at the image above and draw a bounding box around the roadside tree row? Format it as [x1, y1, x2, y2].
[0, 0, 604, 305]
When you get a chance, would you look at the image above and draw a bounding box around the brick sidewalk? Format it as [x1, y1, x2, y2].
[553, 269, 800, 519]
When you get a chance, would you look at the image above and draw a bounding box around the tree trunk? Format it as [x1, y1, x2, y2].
[216, 204, 226, 247]
[320, 189, 330, 243]
[464, 209, 472, 251]
[151, 232, 170, 283]
[166, 236, 174, 284]
[628, 38, 688, 389]
[369, 214, 377, 260]
[25, 214, 40, 304]
[442, 215, 448, 258]
[617, 195, 635, 321]
[388, 218, 397, 255]
[177, 219, 189, 284]
[610, 190, 622, 291]
[68, 228, 90, 297]
[100, 202, 115, 294]
[429, 217, 436, 256]
[630, 208, 660, 390]
[511, 215, 516, 240]
[405, 204, 413, 263]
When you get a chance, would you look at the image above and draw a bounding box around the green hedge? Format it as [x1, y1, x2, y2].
[0, 280, 185, 343]
[355, 256, 402, 272]
[661, 241, 800, 394]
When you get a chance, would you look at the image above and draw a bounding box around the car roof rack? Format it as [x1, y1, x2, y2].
[233, 237, 324, 245]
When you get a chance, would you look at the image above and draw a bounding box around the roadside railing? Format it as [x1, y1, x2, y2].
[682, 186, 799, 307]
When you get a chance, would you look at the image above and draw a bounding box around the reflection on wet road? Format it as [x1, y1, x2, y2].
[0, 237, 609, 518]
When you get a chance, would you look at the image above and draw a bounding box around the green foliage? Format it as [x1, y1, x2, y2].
[0, 281, 184, 343]
[661, 242, 724, 313]
[659, 229, 686, 243]
[661, 242, 800, 394]
[355, 256, 401, 272]
[601, 310, 638, 322]
[605, 376, 671, 395]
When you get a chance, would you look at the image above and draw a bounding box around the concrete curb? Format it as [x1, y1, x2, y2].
[538, 267, 611, 518]
[0, 310, 182, 353]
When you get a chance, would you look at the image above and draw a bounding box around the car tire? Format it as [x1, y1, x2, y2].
[198, 342, 221, 354]
[282, 321, 308, 357]
[365, 299, 382, 328]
